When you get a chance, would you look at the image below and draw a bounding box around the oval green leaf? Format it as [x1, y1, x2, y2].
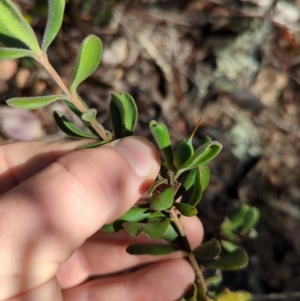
[0, 0, 40, 52]
[149, 187, 174, 211]
[53, 111, 98, 139]
[42, 0, 65, 52]
[174, 202, 198, 217]
[149, 120, 174, 171]
[189, 167, 203, 206]
[70, 35, 102, 92]
[0, 47, 34, 59]
[193, 239, 221, 260]
[119, 206, 152, 222]
[6, 94, 68, 110]
[110, 93, 138, 138]
[173, 138, 194, 170]
[161, 223, 179, 242]
[175, 141, 222, 177]
[126, 244, 179, 256]
[240, 207, 260, 235]
[204, 248, 248, 270]
[221, 240, 240, 253]
[123, 218, 170, 239]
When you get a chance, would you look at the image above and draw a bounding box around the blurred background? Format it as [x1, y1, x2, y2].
[1, 0, 300, 299]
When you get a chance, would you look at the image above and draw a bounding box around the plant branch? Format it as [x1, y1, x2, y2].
[36, 52, 110, 141]
[169, 207, 208, 301]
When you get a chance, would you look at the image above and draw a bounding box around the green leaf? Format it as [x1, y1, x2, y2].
[0, 0, 40, 52]
[221, 240, 240, 253]
[110, 93, 138, 138]
[42, 0, 65, 52]
[81, 108, 97, 124]
[206, 275, 222, 289]
[217, 289, 252, 301]
[173, 138, 194, 170]
[220, 218, 239, 241]
[204, 248, 248, 270]
[189, 168, 203, 206]
[77, 140, 109, 149]
[175, 141, 222, 177]
[123, 218, 170, 239]
[101, 220, 124, 233]
[126, 244, 179, 256]
[53, 111, 98, 139]
[174, 203, 198, 217]
[0, 47, 34, 59]
[193, 239, 221, 260]
[200, 166, 210, 191]
[149, 187, 174, 211]
[6, 94, 68, 110]
[0, 22, 28, 48]
[70, 35, 102, 92]
[188, 166, 210, 206]
[175, 168, 197, 198]
[149, 120, 174, 170]
[240, 207, 260, 235]
[230, 205, 249, 228]
[148, 178, 168, 196]
[161, 223, 179, 242]
[118, 206, 152, 222]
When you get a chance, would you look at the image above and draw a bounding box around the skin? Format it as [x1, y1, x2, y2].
[0, 136, 203, 301]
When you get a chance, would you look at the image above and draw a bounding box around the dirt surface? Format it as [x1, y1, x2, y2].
[1, 0, 300, 299]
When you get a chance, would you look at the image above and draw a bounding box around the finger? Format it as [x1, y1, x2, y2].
[0, 136, 160, 300]
[0, 139, 93, 194]
[62, 259, 194, 301]
[57, 216, 203, 288]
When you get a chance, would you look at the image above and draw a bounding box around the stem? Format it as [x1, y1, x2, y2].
[35, 52, 110, 141]
[169, 207, 208, 301]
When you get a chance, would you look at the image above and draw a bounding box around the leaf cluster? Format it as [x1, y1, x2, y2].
[0, 2, 260, 300]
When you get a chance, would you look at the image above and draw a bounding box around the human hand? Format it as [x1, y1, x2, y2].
[0, 136, 203, 301]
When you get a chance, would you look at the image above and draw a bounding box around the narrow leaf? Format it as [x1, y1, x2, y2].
[221, 240, 240, 253]
[240, 207, 260, 235]
[173, 138, 194, 170]
[230, 205, 249, 228]
[149, 120, 174, 170]
[175, 202, 198, 217]
[206, 275, 222, 289]
[189, 168, 203, 206]
[0, 0, 40, 52]
[53, 111, 98, 139]
[149, 187, 174, 211]
[110, 93, 138, 138]
[175, 168, 197, 198]
[200, 166, 210, 191]
[42, 0, 65, 52]
[176, 141, 222, 177]
[204, 249, 248, 270]
[126, 244, 179, 256]
[123, 218, 170, 239]
[193, 239, 221, 260]
[161, 223, 179, 242]
[7, 95, 68, 110]
[0, 22, 28, 48]
[0, 47, 34, 59]
[119, 206, 152, 222]
[70, 35, 102, 92]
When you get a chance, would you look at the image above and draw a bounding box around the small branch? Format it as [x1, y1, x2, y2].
[36, 53, 110, 141]
[169, 207, 208, 300]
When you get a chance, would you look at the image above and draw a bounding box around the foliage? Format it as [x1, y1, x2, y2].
[0, 1, 260, 300]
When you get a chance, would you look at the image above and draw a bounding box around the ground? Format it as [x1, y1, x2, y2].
[1, 0, 300, 299]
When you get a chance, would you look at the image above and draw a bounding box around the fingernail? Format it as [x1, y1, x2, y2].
[108, 136, 158, 176]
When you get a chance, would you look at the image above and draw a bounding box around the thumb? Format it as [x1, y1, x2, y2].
[0, 136, 160, 300]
